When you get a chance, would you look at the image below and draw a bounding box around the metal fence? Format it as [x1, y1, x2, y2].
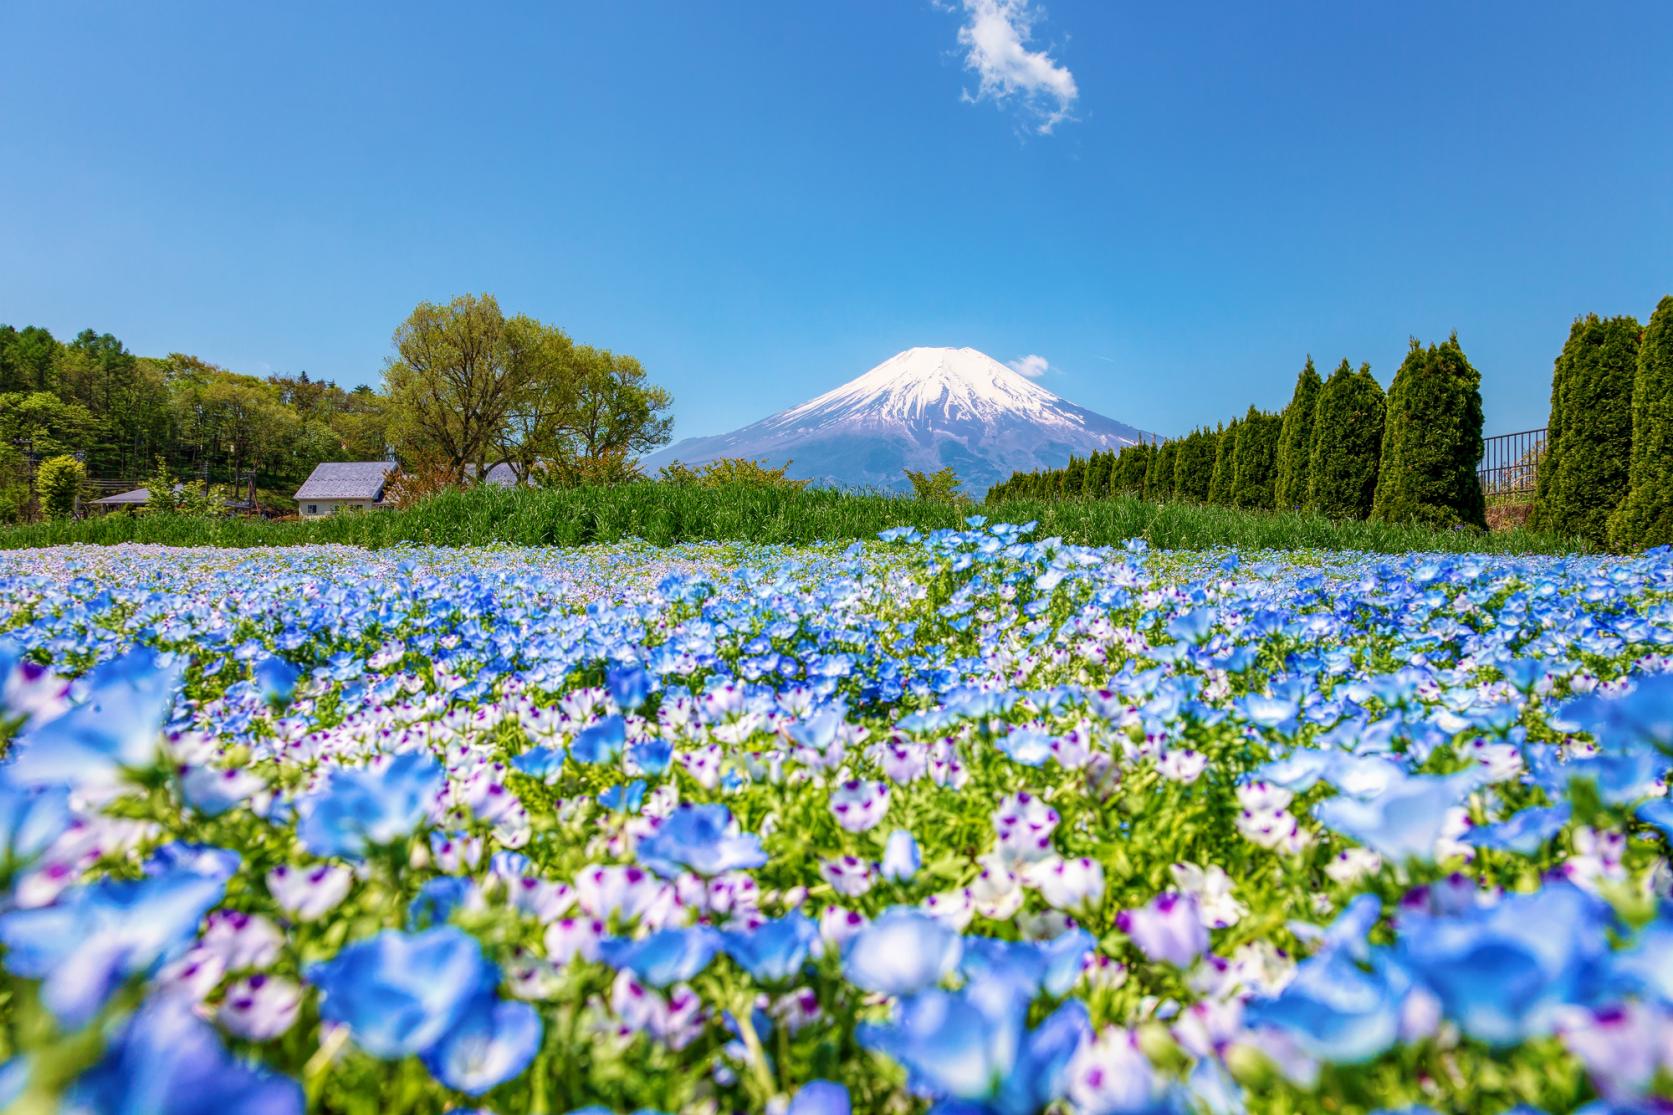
[1478, 427, 1546, 504]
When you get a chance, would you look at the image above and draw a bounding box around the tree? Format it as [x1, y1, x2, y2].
[1529, 314, 1640, 545]
[1230, 407, 1282, 510]
[905, 466, 965, 503]
[1610, 295, 1673, 549]
[1146, 439, 1177, 501]
[1371, 336, 1487, 529]
[383, 294, 558, 477]
[545, 346, 674, 469]
[1173, 428, 1217, 503]
[1273, 358, 1322, 509]
[1208, 419, 1241, 505]
[1308, 361, 1385, 519]
[36, 454, 85, 519]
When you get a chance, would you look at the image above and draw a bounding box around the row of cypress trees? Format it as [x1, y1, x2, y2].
[988, 335, 1489, 528]
[1530, 296, 1673, 549]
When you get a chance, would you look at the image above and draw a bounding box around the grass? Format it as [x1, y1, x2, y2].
[0, 483, 1587, 554]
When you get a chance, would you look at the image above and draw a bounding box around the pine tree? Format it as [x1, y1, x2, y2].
[1146, 439, 1177, 501]
[1273, 358, 1322, 509]
[1610, 295, 1673, 549]
[1308, 360, 1385, 519]
[1371, 336, 1487, 529]
[1529, 314, 1640, 545]
[1208, 420, 1240, 505]
[1230, 407, 1282, 509]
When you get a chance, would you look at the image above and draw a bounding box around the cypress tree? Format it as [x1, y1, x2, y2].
[1083, 450, 1113, 497]
[1173, 428, 1216, 503]
[1273, 357, 1322, 509]
[1147, 439, 1177, 501]
[1371, 336, 1487, 529]
[1062, 455, 1087, 497]
[1529, 314, 1640, 545]
[1610, 295, 1673, 549]
[1308, 360, 1385, 519]
[1231, 407, 1282, 509]
[1208, 420, 1241, 505]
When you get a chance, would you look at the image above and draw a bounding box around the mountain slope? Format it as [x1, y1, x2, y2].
[642, 346, 1157, 496]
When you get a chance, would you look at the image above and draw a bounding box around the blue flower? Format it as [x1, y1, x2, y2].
[68, 995, 302, 1115]
[599, 927, 720, 987]
[997, 728, 1053, 767]
[572, 715, 628, 764]
[0, 781, 70, 869]
[608, 664, 652, 711]
[1461, 804, 1570, 856]
[422, 996, 543, 1096]
[308, 927, 498, 1059]
[5, 649, 182, 788]
[1244, 948, 1406, 1064]
[1314, 773, 1470, 862]
[627, 738, 673, 777]
[0, 866, 225, 1027]
[599, 780, 647, 814]
[843, 907, 962, 997]
[881, 829, 921, 883]
[252, 655, 301, 708]
[511, 745, 566, 781]
[409, 877, 475, 930]
[297, 751, 442, 860]
[1555, 675, 1673, 754]
[722, 913, 819, 984]
[788, 1080, 851, 1115]
[634, 804, 767, 878]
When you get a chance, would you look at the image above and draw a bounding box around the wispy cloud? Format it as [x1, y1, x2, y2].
[1007, 353, 1051, 378]
[946, 0, 1078, 134]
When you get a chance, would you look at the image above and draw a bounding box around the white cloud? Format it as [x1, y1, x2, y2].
[1007, 353, 1051, 378]
[951, 0, 1078, 133]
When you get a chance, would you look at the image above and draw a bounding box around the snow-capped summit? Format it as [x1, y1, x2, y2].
[642, 346, 1156, 496]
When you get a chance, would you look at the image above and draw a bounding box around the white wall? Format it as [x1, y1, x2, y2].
[297, 499, 380, 519]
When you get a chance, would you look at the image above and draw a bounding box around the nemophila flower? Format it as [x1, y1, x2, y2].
[0, 864, 225, 1026]
[993, 792, 1059, 864]
[545, 917, 606, 965]
[998, 727, 1054, 766]
[297, 751, 443, 860]
[1027, 855, 1105, 918]
[1168, 862, 1244, 929]
[511, 745, 566, 782]
[821, 856, 875, 898]
[1117, 893, 1208, 968]
[828, 779, 889, 833]
[1157, 748, 1207, 784]
[843, 906, 962, 996]
[1556, 674, 1673, 754]
[68, 995, 302, 1115]
[881, 829, 920, 883]
[723, 913, 819, 984]
[1245, 947, 1407, 1064]
[818, 906, 867, 949]
[219, 973, 302, 1041]
[1065, 1026, 1172, 1115]
[267, 863, 352, 921]
[786, 1079, 850, 1115]
[600, 780, 647, 814]
[636, 803, 767, 878]
[600, 927, 720, 988]
[1461, 803, 1571, 856]
[0, 781, 71, 870]
[179, 764, 267, 817]
[252, 655, 301, 708]
[572, 715, 628, 764]
[608, 663, 653, 711]
[422, 995, 544, 1096]
[5, 649, 182, 788]
[1314, 773, 1471, 862]
[201, 909, 283, 970]
[627, 738, 673, 777]
[307, 927, 498, 1059]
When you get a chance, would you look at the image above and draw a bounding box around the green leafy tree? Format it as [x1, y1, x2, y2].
[36, 454, 85, 519]
[659, 457, 806, 490]
[1610, 295, 1673, 549]
[904, 466, 966, 503]
[1208, 419, 1241, 505]
[1083, 451, 1113, 496]
[1371, 336, 1487, 529]
[1230, 407, 1282, 509]
[1273, 358, 1322, 509]
[1308, 361, 1385, 519]
[1172, 428, 1217, 503]
[1529, 314, 1640, 544]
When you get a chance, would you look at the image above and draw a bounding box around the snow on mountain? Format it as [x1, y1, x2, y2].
[642, 346, 1157, 496]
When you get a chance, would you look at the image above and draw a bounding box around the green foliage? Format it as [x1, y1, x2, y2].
[903, 466, 966, 503]
[1371, 337, 1487, 529]
[144, 458, 181, 514]
[1207, 420, 1240, 505]
[1307, 361, 1385, 520]
[1173, 428, 1217, 503]
[1273, 358, 1322, 509]
[1529, 314, 1639, 544]
[1146, 440, 1177, 501]
[1229, 407, 1282, 510]
[659, 457, 808, 490]
[35, 454, 85, 519]
[0, 481, 1583, 554]
[1082, 451, 1114, 496]
[1110, 444, 1151, 496]
[1610, 295, 1673, 549]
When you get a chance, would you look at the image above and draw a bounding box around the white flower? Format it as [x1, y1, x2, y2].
[1168, 862, 1244, 929]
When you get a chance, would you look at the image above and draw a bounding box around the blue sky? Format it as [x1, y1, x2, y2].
[2, 1, 1669, 442]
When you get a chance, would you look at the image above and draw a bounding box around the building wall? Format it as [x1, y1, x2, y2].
[297, 499, 381, 519]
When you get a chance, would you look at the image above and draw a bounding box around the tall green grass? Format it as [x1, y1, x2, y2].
[0, 483, 1586, 554]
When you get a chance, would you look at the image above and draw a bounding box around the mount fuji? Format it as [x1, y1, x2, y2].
[642, 346, 1157, 496]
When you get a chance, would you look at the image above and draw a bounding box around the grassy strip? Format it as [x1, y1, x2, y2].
[0, 483, 1584, 554]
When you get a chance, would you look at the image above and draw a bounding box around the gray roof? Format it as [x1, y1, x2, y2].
[294, 462, 395, 502]
[463, 462, 521, 486]
[93, 486, 154, 505]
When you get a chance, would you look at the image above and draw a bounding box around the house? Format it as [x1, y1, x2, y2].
[90, 486, 158, 511]
[463, 461, 523, 486]
[293, 462, 396, 518]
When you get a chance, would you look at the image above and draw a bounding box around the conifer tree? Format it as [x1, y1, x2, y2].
[1529, 314, 1639, 544]
[1173, 428, 1216, 503]
[1273, 358, 1322, 509]
[1208, 419, 1240, 505]
[1147, 440, 1177, 501]
[1062, 455, 1086, 497]
[1610, 295, 1673, 549]
[1308, 360, 1385, 519]
[1230, 407, 1282, 510]
[1083, 451, 1113, 497]
[1371, 336, 1487, 529]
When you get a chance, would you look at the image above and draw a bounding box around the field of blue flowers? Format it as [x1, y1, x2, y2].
[0, 523, 1670, 1115]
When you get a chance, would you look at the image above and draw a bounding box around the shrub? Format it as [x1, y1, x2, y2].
[658, 456, 806, 490]
[1308, 360, 1385, 519]
[1273, 358, 1322, 509]
[540, 450, 645, 488]
[386, 462, 463, 509]
[1230, 407, 1282, 510]
[1371, 336, 1487, 530]
[1529, 314, 1639, 545]
[1610, 295, 1673, 549]
[36, 454, 85, 520]
[904, 466, 965, 503]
